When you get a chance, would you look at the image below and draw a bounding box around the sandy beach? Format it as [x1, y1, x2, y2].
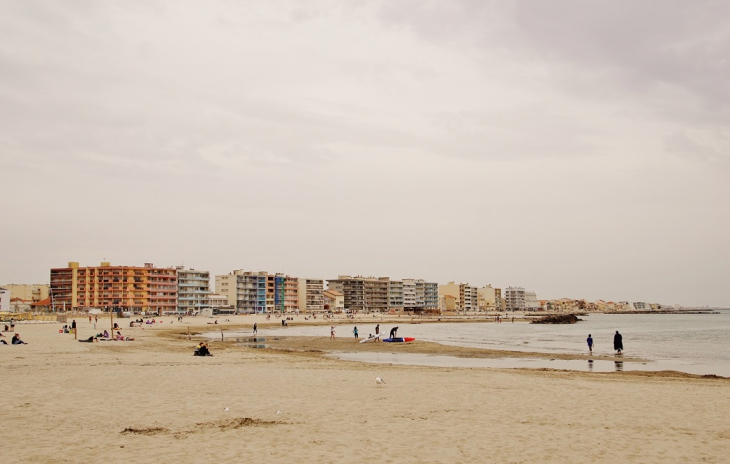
[2, 315, 729, 463]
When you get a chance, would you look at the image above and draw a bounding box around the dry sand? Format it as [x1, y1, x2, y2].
[1, 315, 729, 463]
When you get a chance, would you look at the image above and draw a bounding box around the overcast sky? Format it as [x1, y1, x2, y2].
[1, 1, 728, 306]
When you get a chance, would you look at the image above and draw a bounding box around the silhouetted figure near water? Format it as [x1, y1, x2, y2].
[614, 331, 623, 354]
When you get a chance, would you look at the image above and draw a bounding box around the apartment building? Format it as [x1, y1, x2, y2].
[326, 276, 389, 312]
[323, 289, 345, 312]
[215, 271, 267, 314]
[2, 284, 49, 302]
[525, 291, 541, 311]
[49, 262, 177, 313]
[265, 274, 299, 313]
[388, 280, 404, 312]
[439, 281, 477, 311]
[215, 270, 299, 313]
[176, 267, 211, 314]
[495, 288, 504, 311]
[477, 285, 497, 311]
[422, 281, 439, 312]
[505, 287, 526, 311]
[298, 278, 324, 312]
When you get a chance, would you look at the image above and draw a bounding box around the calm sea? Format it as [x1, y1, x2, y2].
[261, 312, 730, 376]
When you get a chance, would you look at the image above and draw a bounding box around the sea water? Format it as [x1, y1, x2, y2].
[260, 312, 730, 376]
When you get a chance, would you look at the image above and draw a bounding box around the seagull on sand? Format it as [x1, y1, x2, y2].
[375, 377, 386, 386]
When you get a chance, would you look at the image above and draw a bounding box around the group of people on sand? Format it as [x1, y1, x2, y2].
[0, 333, 27, 345]
[194, 342, 212, 356]
[330, 323, 399, 342]
[587, 331, 624, 355]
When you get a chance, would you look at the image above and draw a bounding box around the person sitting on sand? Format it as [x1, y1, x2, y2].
[194, 342, 212, 356]
[12, 334, 27, 345]
[114, 331, 134, 341]
[113, 323, 120, 330]
[103, 330, 110, 338]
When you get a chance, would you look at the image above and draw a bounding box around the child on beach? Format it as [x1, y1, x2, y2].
[330, 326, 335, 339]
[587, 334, 594, 353]
[353, 326, 358, 340]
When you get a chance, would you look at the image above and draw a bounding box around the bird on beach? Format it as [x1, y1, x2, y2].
[375, 377, 386, 386]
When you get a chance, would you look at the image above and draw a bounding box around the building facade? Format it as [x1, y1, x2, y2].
[49, 262, 177, 313]
[388, 280, 404, 312]
[477, 285, 497, 311]
[2, 284, 49, 302]
[505, 287, 526, 311]
[176, 267, 211, 314]
[323, 289, 345, 312]
[439, 281, 478, 311]
[326, 276, 389, 312]
[298, 278, 324, 313]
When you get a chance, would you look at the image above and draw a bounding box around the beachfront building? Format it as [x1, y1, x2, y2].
[10, 297, 32, 312]
[326, 276, 389, 312]
[439, 282, 478, 311]
[208, 293, 230, 309]
[525, 291, 541, 311]
[298, 278, 324, 313]
[633, 302, 648, 310]
[216, 270, 299, 314]
[422, 281, 439, 312]
[388, 280, 404, 312]
[477, 285, 497, 311]
[216, 271, 267, 314]
[2, 284, 49, 303]
[495, 288, 505, 311]
[0, 287, 9, 312]
[49, 262, 177, 313]
[176, 267, 211, 314]
[400, 279, 439, 312]
[323, 289, 345, 312]
[505, 287, 526, 311]
[265, 274, 299, 313]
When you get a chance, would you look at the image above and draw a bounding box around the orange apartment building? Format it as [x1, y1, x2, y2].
[49, 262, 177, 313]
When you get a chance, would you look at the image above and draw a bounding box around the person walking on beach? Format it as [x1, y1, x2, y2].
[330, 326, 336, 339]
[614, 331, 623, 354]
[587, 334, 594, 354]
[71, 319, 77, 333]
[253, 323, 257, 335]
[353, 326, 359, 340]
[375, 324, 380, 341]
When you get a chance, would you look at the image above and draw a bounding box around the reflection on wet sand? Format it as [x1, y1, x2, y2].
[615, 361, 624, 372]
[588, 359, 594, 372]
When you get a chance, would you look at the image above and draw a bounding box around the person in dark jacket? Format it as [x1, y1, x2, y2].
[12, 334, 27, 345]
[614, 331, 623, 354]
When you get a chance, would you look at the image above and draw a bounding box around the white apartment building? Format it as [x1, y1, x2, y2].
[525, 291, 541, 311]
[388, 280, 404, 312]
[298, 278, 324, 312]
[505, 287, 526, 311]
[402, 279, 417, 309]
[176, 267, 211, 314]
[208, 293, 230, 309]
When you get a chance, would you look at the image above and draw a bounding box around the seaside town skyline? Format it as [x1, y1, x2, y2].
[2, 259, 719, 314]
